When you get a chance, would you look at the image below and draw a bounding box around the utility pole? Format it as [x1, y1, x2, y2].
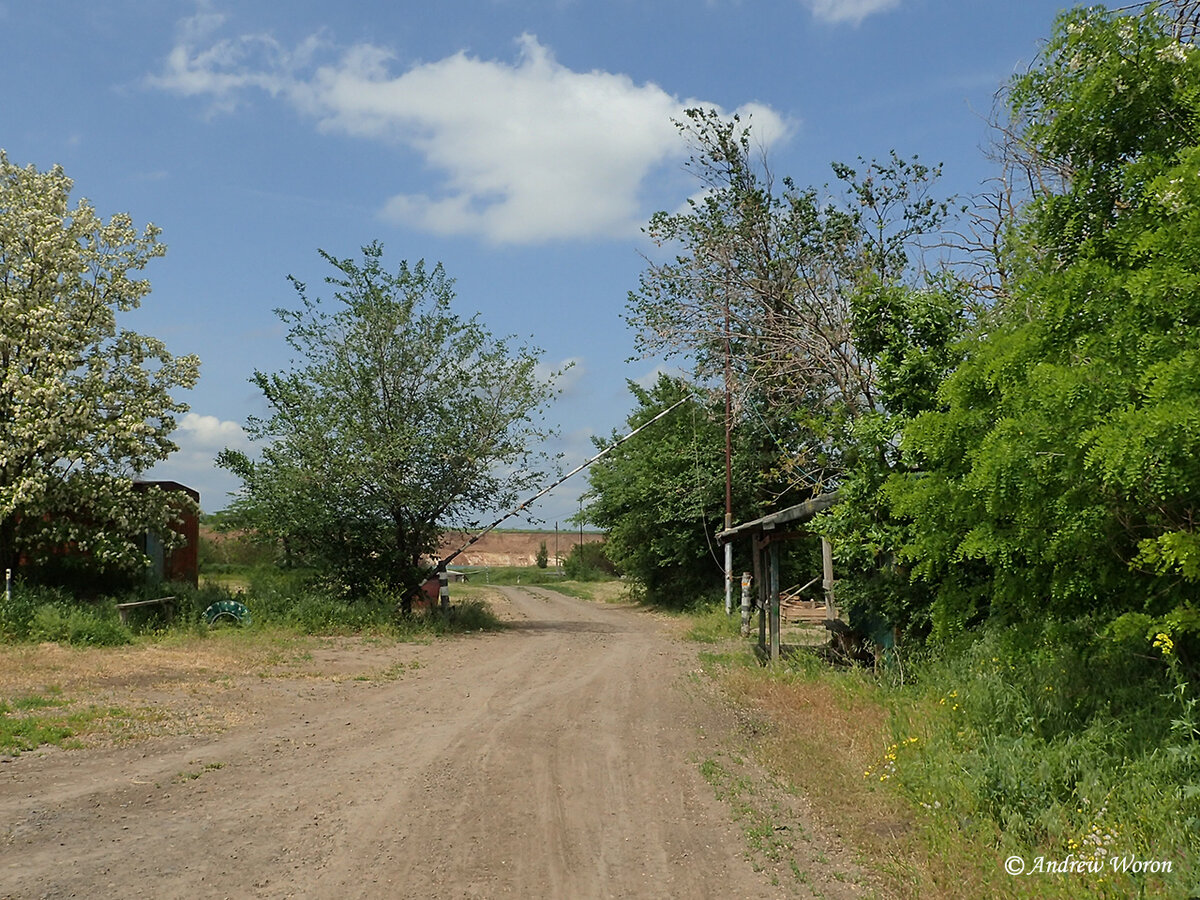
[723, 289, 734, 615]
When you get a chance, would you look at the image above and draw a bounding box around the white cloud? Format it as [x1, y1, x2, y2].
[803, 0, 900, 25]
[149, 6, 324, 114]
[633, 363, 689, 389]
[149, 21, 789, 244]
[175, 412, 251, 451]
[143, 413, 251, 510]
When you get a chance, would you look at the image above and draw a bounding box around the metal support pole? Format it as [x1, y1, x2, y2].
[4, 568, 10, 606]
[724, 539, 734, 616]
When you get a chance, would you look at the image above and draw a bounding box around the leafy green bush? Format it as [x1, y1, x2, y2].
[0, 584, 64, 640]
[422, 599, 503, 634]
[685, 599, 742, 643]
[27, 603, 131, 647]
[2, 584, 131, 645]
[878, 618, 1199, 897]
[562, 542, 618, 582]
[282, 590, 395, 634]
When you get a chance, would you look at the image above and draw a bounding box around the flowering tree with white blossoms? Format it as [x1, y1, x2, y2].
[0, 151, 200, 580]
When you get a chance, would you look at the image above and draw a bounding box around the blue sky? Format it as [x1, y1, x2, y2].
[4, 0, 1073, 527]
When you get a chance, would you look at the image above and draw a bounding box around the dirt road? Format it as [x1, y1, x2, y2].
[1, 587, 862, 899]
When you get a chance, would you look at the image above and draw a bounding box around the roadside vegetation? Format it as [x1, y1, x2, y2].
[0, 551, 506, 757]
[683, 601, 1196, 898]
[0, 568, 502, 650]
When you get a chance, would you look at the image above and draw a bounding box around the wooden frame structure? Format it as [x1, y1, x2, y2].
[717, 492, 840, 662]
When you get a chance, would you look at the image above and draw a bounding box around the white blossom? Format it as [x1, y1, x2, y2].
[0, 151, 200, 573]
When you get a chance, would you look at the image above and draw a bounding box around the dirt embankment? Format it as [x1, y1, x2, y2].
[200, 527, 605, 569]
[437, 529, 605, 567]
[0, 587, 868, 899]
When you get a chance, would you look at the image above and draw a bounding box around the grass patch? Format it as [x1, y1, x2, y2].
[0, 687, 139, 755]
[175, 761, 225, 782]
[534, 579, 628, 603]
[353, 659, 419, 682]
[535, 581, 596, 600]
[685, 601, 743, 643]
[466, 566, 567, 586]
[700, 752, 806, 875]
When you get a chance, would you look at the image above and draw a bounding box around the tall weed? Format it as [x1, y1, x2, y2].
[2, 584, 131, 647]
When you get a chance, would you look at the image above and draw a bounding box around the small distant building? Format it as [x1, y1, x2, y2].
[16, 480, 201, 590]
[134, 480, 200, 586]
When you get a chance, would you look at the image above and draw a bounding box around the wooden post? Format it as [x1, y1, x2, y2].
[438, 566, 450, 612]
[769, 539, 781, 663]
[821, 537, 835, 620]
[753, 535, 766, 653]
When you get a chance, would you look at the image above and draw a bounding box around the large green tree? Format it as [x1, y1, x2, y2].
[627, 109, 867, 497]
[884, 5, 1200, 638]
[626, 109, 951, 499]
[0, 152, 200, 579]
[621, 108, 955, 616]
[220, 243, 561, 607]
[582, 374, 746, 605]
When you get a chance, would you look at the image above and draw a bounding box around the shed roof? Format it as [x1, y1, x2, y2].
[716, 491, 840, 542]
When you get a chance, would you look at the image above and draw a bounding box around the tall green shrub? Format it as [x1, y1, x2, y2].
[884, 6, 1200, 638]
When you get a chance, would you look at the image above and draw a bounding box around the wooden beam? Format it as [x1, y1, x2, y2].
[716, 491, 841, 542]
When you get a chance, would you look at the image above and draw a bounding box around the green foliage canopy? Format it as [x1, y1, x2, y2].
[884, 6, 1200, 637]
[220, 244, 561, 604]
[582, 375, 737, 606]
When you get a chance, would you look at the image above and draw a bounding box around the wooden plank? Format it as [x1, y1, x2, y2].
[115, 596, 176, 611]
[115, 596, 176, 626]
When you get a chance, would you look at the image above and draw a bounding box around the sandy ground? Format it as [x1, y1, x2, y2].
[0, 587, 867, 900]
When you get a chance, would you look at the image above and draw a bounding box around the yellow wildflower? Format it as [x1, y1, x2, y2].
[1153, 631, 1175, 657]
